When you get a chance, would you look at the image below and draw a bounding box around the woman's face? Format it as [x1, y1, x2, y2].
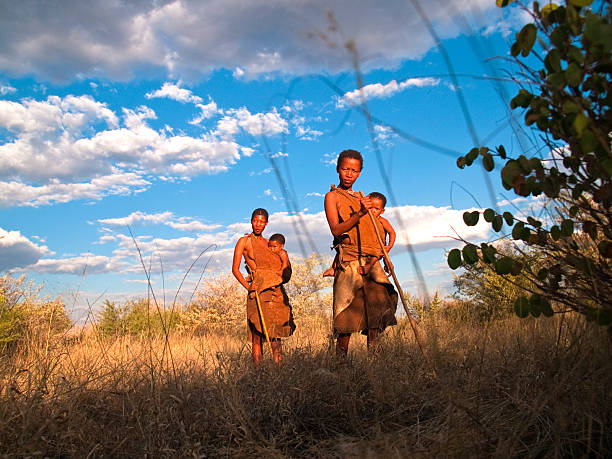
[251, 214, 268, 235]
[337, 157, 362, 189]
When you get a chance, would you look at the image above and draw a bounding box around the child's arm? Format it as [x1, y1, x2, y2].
[380, 216, 396, 252]
[280, 249, 292, 283]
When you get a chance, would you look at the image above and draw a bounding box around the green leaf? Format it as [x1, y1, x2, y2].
[492, 215, 503, 232]
[561, 100, 581, 115]
[482, 153, 494, 172]
[496, 0, 515, 6]
[463, 210, 480, 226]
[565, 63, 583, 87]
[448, 249, 462, 270]
[466, 147, 479, 165]
[570, 0, 593, 6]
[483, 208, 495, 222]
[561, 219, 574, 237]
[550, 225, 561, 241]
[544, 49, 562, 73]
[503, 212, 514, 226]
[481, 243, 497, 264]
[510, 89, 533, 109]
[462, 244, 479, 265]
[573, 113, 589, 136]
[541, 3, 559, 16]
[541, 299, 554, 317]
[495, 256, 513, 275]
[518, 24, 537, 57]
[510, 261, 523, 276]
[512, 221, 525, 240]
[501, 161, 521, 189]
[514, 296, 530, 318]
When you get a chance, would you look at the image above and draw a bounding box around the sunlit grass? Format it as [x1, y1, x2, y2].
[1, 312, 610, 457]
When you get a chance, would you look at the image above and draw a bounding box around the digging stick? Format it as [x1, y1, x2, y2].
[358, 191, 431, 365]
[254, 291, 274, 355]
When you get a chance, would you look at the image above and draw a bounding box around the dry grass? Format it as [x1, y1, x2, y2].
[0, 314, 610, 457]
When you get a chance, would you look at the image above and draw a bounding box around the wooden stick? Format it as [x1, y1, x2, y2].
[359, 191, 433, 367]
[254, 291, 274, 355]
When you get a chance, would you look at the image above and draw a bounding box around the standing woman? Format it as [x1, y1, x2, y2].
[232, 208, 295, 367]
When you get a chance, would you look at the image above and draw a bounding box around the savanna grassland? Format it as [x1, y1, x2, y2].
[1, 292, 610, 458]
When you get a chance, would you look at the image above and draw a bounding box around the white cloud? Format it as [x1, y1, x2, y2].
[216, 107, 288, 138]
[145, 82, 202, 104]
[0, 0, 500, 81]
[98, 211, 221, 232]
[0, 84, 16, 95]
[0, 94, 248, 206]
[337, 77, 440, 108]
[31, 254, 116, 275]
[189, 99, 220, 124]
[296, 125, 323, 141]
[0, 227, 51, 271]
[98, 211, 174, 227]
[14, 203, 490, 277]
[0, 172, 150, 207]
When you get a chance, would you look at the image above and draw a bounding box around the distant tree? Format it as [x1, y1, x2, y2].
[0, 275, 71, 350]
[452, 242, 542, 321]
[97, 298, 180, 337]
[448, 0, 611, 330]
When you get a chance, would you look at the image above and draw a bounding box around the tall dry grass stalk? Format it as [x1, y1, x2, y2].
[1, 314, 610, 457]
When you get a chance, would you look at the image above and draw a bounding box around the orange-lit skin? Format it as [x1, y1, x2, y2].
[323, 196, 396, 278]
[324, 157, 373, 238]
[324, 154, 385, 356]
[232, 214, 269, 292]
[232, 213, 283, 367]
[368, 197, 396, 254]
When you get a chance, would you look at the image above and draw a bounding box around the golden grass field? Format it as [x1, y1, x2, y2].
[1, 311, 610, 458]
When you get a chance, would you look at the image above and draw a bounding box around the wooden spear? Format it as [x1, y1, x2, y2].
[254, 291, 274, 355]
[359, 191, 432, 365]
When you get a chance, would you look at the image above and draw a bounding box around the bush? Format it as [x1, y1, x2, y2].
[0, 275, 71, 351]
[450, 0, 612, 327]
[97, 298, 181, 337]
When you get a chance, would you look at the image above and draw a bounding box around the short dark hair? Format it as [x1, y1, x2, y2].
[336, 149, 363, 171]
[368, 192, 387, 208]
[251, 208, 269, 221]
[269, 233, 285, 245]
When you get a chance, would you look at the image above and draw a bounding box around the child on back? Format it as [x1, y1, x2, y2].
[322, 191, 395, 277]
[268, 233, 292, 283]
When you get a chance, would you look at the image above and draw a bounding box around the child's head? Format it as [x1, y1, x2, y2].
[368, 192, 387, 218]
[250, 208, 269, 235]
[336, 149, 363, 189]
[268, 233, 285, 253]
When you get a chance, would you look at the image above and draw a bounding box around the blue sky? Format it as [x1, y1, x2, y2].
[0, 0, 536, 319]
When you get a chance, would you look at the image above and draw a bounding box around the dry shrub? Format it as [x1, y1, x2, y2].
[0, 311, 610, 457]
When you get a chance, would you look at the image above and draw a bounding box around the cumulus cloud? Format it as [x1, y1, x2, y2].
[189, 100, 220, 125]
[16, 203, 490, 277]
[31, 254, 116, 275]
[145, 82, 203, 103]
[216, 107, 288, 138]
[98, 211, 221, 232]
[0, 172, 151, 207]
[337, 77, 440, 108]
[0, 94, 266, 207]
[0, 84, 16, 95]
[0, 227, 50, 271]
[0, 0, 500, 81]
